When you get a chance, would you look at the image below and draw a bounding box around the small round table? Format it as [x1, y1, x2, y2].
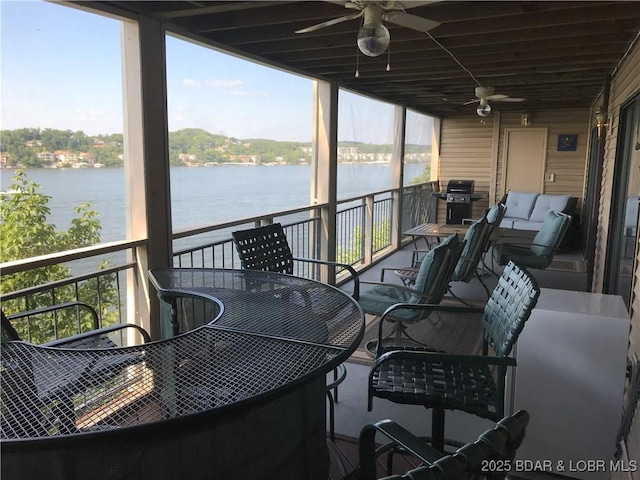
[1, 268, 364, 480]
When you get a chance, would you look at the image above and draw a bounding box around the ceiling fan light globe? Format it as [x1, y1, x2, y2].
[476, 102, 492, 117]
[357, 22, 390, 57]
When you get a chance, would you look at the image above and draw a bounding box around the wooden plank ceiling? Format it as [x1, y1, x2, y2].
[84, 1, 639, 117]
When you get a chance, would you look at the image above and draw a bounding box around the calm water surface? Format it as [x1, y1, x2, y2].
[1, 164, 427, 243]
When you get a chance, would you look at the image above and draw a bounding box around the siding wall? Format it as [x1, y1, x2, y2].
[437, 109, 590, 223]
[437, 117, 496, 220]
[593, 36, 640, 348]
[495, 110, 590, 208]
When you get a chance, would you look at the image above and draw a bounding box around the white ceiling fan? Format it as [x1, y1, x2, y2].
[295, 1, 441, 57]
[464, 86, 525, 117]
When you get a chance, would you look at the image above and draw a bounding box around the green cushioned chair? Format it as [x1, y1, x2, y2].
[492, 211, 571, 270]
[358, 233, 465, 350]
[367, 261, 540, 453]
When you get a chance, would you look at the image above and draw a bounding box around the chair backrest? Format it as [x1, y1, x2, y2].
[530, 211, 571, 258]
[232, 223, 294, 274]
[486, 201, 507, 226]
[452, 217, 492, 283]
[358, 410, 530, 480]
[1, 310, 20, 343]
[410, 233, 464, 304]
[482, 261, 540, 357]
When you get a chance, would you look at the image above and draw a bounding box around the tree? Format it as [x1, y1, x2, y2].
[409, 164, 431, 185]
[0, 170, 119, 343]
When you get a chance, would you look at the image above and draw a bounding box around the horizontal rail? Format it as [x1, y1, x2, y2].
[171, 203, 326, 241]
[0, 239, 146, 276]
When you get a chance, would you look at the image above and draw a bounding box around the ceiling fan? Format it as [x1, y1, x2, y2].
[295, 1, 441, 57]
[464, 86, 525, 117]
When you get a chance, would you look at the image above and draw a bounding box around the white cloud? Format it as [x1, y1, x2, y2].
[205, 79, 243, 88]
[182, 79, 201, 87]
[229, 90, 248, 96]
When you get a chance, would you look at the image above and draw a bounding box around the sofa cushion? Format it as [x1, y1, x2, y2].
[531, 211, 567, 257]
[529, 194, 572, 222]
[511, 220, 546, 231]
[500, 218, 516, 229]
[486, 202, 506, 225]
[504, 191, 538, 220]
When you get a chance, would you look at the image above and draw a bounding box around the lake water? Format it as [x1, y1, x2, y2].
[1, 164, 428, 243]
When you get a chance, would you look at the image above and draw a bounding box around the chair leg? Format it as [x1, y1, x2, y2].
[431, 407, 445, 453]
[474, 271, 491, 298]
[327, 365, 347, 403]
[327, 390, 335, 441]
[446, 286, 475, 306]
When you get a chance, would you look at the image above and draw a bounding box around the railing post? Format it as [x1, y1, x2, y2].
[363, 195, 374, 266]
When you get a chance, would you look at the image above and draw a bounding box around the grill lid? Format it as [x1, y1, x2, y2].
[447, 180, 475, 193]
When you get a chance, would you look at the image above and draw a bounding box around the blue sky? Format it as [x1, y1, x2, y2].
[1, 1, 432, 144]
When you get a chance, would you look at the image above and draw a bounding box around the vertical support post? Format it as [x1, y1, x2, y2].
[122, 17, 172, 340]
[312, 81, 339, 284]
[363, 195, 375, 265]
[391, 105, 406, 251]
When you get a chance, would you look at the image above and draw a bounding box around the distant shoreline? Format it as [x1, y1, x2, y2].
[1, 161, 429, 170]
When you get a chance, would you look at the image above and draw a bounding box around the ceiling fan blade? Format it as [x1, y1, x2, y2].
[487, 94, 508, 100]
[394, 0, 442, 9]
[384, 11, 440, 32]
[295, 12, 362, 34]
[463, 99, 480, 105]
[493, 97, 526, 102]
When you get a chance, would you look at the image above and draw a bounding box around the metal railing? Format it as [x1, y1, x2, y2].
[1, 260, 137, 344]
[1, 183, 436, 343]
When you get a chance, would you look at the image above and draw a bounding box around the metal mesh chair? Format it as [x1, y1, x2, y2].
[367, 261, 540, 452]
[1, 304, 150, 437]
[231, 222, 359, 299]
[232, 222, 358, 439]
[2, 302, 151, 347]
[355, 410, 530, 480]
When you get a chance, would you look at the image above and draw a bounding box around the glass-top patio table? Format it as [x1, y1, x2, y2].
[1, 268, 364, 480]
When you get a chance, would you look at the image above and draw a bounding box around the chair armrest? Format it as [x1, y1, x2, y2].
[6, 301, 100, 331]
[45, 323, 151, 348]
[358, 419, 444, 479]
[380, 302, 485, 321]
[379, 267, 417, 282]
[360, 281, 424, 299]
[372, 349, 517, 370]
[293, 256, 360, 300]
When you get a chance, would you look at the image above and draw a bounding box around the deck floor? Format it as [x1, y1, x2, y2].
[327, 240, 588, 479]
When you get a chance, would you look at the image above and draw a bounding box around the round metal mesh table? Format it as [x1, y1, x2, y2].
[1, 268, 364, 480]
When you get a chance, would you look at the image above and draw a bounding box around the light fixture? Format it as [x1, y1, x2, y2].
[521, 112, 533, 127]
[595, 108, 608, 138]
[356, 6, 390, 57]
[476, 98, 491, 117]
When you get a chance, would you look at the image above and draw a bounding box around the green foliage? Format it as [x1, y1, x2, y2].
[2, 127, 431, 168]
[409, 164, 431, 185]
[337, 216, 391, 266]
[0, 170, 119, 343]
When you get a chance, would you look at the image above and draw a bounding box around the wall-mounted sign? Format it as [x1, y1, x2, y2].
[558, 134, 578, 151]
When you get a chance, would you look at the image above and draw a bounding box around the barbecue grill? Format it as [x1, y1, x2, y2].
[446, 179, 475, 224]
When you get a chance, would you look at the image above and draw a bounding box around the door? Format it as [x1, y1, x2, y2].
[503, 128, 547, 193]
[604, 96, 640, 307]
